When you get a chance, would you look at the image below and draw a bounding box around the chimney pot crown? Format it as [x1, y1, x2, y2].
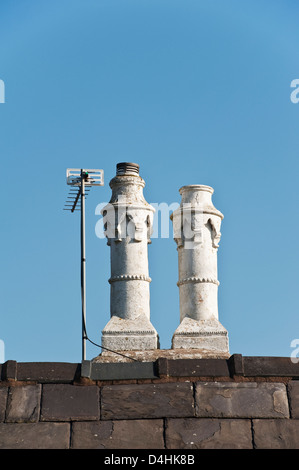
[116, 162, 139, 176]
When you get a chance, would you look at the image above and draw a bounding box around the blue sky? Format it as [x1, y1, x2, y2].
[0, 0, 298, 363]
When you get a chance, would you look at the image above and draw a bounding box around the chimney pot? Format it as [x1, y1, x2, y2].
[171, 184, 229, 356]
[116, 162, 139, 176]
[101, 163, 158, 354]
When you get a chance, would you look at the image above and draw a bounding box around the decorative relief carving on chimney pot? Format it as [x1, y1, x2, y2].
[100, 163, 159, 353]
[170, 184, 229, 356]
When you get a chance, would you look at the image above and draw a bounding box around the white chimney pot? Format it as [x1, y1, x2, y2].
[101, 163, 159, 352]
[171, 184, 229, 356]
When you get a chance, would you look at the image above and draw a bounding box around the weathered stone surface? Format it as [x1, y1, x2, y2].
[172, 318, 229, 355]
[41, 384, 99, 421]
[17, 362, 80, 383]
[101, 163, 158, 352]
[101, 383, 194, 419]
[0, 388, 7, 422]
[165, 358, 230, 378]
[288, 381, 299, 418]
[84, 360, 158, 381]
[0, 422, 70, 449]
[166, 418, 252, 449]
[195, 382, 289, 418]
[71, 421, 113, 449]
[227, 354, 244, 377]
[93, 349, 233, 364]
[6, 385, 41, 423]
[253, 419, 299, 449]
[72, 419, 164, 449]
[102, 317, 159, 352]
[243, 356, 299, 377]
[170, 185, 229, 355]
[1, 361, 17, 381]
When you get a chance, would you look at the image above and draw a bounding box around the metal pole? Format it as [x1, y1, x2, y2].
[81, 170, 86, 361]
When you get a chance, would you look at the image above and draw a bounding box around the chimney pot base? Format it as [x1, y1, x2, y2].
[171, 318, 229, 355]
[101, 315, 159, 353]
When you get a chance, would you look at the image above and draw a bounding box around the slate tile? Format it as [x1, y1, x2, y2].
[0, 388, 8, 422]
[253, 419, 299, 449]
[6, 385, 41, 423]
[166, 418, 252, 449]
[166, 359, 230, 378]
[195, 382, 289, 418]
[17, 362, 80, 383]
[243, 357, 299, 377]
[101, 382, 194, 419]
[71, 419, 164, 449]
[288, 381, 299, 418]
[41, 384, 99, 421]
[0, 422, 70, 449]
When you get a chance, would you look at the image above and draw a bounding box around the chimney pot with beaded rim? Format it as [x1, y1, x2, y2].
[170, 184, 229, 356]
[100, 163, 159, 353]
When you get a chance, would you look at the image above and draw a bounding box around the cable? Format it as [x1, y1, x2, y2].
[85, 335, 139, 362]
[69, 173, 138, 363]
[82, 316, 139, 363]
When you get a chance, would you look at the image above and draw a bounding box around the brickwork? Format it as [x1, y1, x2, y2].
[0, 356, 298, 449]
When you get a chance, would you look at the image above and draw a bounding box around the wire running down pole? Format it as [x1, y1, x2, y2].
[64, 168, 104, 361]
[81, 170, 87, 361]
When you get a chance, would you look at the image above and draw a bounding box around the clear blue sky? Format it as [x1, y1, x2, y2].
[0, 0, 298, 363]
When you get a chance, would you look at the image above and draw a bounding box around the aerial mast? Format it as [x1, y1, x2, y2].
[64, 168, 104, 360]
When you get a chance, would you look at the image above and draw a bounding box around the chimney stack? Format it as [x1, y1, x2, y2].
[101, 163, 159, 352]
[171, 185, 229, 356]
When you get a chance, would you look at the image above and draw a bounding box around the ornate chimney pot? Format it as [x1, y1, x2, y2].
[101, 163, 159, 352]
[170, 184, 229, 356]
